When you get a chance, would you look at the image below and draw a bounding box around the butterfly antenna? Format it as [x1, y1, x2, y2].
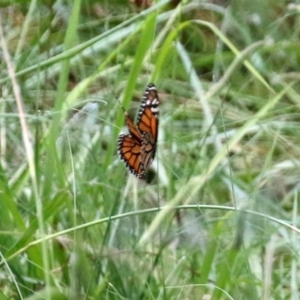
[112, 90, 127, 114]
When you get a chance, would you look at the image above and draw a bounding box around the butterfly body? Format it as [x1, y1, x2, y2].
[118, 83, 159, 179]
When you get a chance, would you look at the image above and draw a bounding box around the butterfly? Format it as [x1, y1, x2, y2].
[118, 83, 159, 179]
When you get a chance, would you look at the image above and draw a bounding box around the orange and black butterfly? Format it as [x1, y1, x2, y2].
[118, 83, 159, 179]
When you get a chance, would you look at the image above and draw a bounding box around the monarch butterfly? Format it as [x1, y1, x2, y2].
[118, 83, 159, 179]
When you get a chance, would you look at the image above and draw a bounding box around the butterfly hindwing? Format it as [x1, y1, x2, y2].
[118, 134, 144, 178]
[140, 131, 156, 173]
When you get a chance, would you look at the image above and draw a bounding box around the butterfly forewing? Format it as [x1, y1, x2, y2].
[118, 83, 159, 179]
[137, 83, 159, 142]
[124, 112, 142, 142]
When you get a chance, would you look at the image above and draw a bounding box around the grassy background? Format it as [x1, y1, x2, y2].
[1, 0, 300, 299]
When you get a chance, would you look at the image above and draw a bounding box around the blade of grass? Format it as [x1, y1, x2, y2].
[3, 203, 300, 264]
[193, 20, 274, 94]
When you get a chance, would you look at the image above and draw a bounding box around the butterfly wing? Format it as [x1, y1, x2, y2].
[118, 111, 146, 178]
[140, 131, 156, 174]
[118, 83, 159, 179]
[137, 83, 159, 143]
[124, 111, 142, 142]
[118, 133, 145, 178]
[137, 83, 159, 171]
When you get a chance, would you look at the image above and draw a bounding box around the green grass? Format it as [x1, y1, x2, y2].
[0, 0, 300, 299]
